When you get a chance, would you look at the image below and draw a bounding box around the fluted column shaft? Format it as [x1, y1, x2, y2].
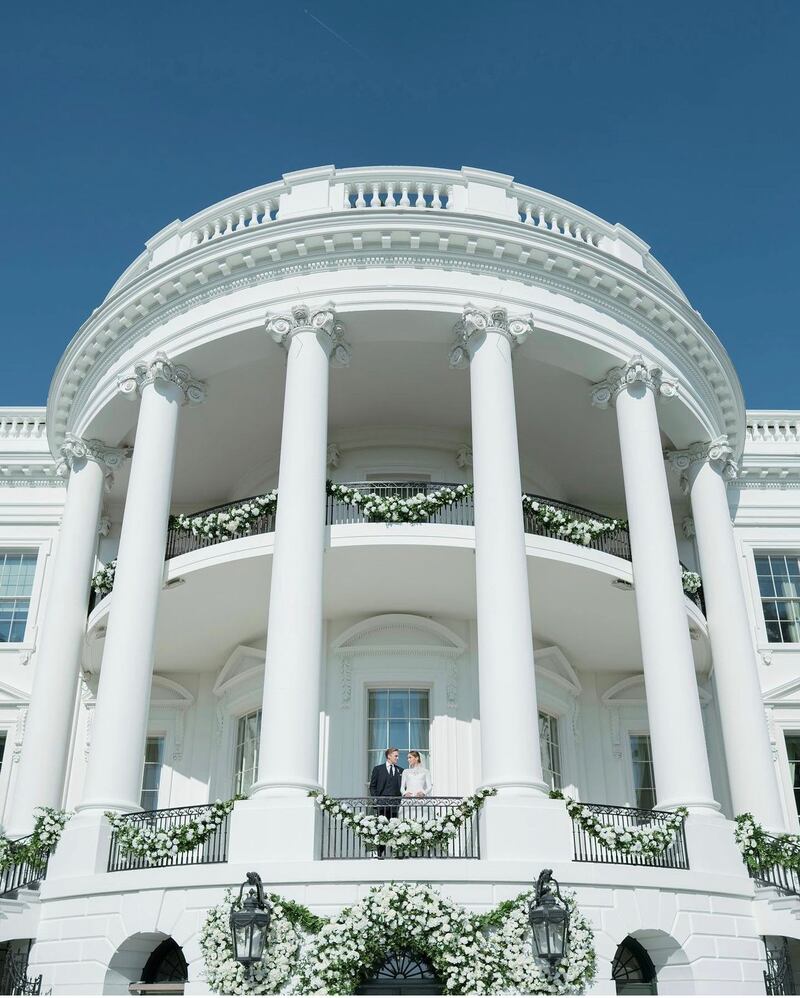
[253, 305, 349, 795]
[452, 306, 546, 795]
[79, 355, 205, 814]
[7, 439, 128, 835]
[593, 357, 719, 814]
[673, 442, 784, 828]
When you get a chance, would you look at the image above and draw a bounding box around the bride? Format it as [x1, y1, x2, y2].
[400, 750, 432, 802]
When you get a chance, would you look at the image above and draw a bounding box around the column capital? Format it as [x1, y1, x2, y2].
[665, 435, 738, 492]
[56, 433, 132, 488]
[590, 354, 679, 409]
[117, 351, 207, 405]
[449, 304, 534, 369]
[265, 302, 351, 367]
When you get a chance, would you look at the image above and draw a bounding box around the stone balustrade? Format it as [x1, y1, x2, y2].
[746, 412, 800, 445]
[0, 409, 47, 441]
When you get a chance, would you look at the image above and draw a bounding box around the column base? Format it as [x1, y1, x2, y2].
[684, 814, 749, 878]
[657, 796, 723, 818]
[44, 810, 112, 882]
[480, 793, 573, 862]
[228, 795, 320, 863]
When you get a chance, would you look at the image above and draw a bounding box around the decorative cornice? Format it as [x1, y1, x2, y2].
[55, 433, 132, 486]
[118, 351, 207, 405]
[265, 302, 350, 367]
[665, 435, 738, 493]
[455, 444, 472, 469]
[449, 304, 534, 368]
[590, 354, 679, 409]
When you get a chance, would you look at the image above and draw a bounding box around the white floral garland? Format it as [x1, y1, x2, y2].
[309, 788, 496, 856]
[681, 569, 702, 595]
[328, 482, 473, 523]
[199, 881, 597, 995]
[105, 798, 237, 862]
[551, 791, 687, 858]
[171, 491, 278, 541]
[521, 496, 626, 546]
[91, 560, 116, 597]
[0, 807, 70, 872]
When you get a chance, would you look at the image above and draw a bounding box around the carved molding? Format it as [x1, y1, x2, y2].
[681, 516, 696, 539]
[446, 660, 458, 711]
[455, 444, 472, 469]
[341, 659, 353, 709]
[665, 435, 738, 492]
[327, 443, 342, 469]
[118, 351, 207, 405]
[590, 354, 679, 409]
[56, 433, 131, 487]
[98, 515, 112, 537]
[449, 304, 534, 369]
[265, 302, 351, 367]
[12, 707, 28, 763]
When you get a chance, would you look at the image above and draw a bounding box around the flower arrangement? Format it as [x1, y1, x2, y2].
[734, 812, 800, 874]
[521, 496, 626, 546]
[327, 482, 473, 523]
[0, 807, 70, 873]
[681, 570, 702, 595]
[105, 798, 238, 862]
[308, 788, 496, 857]
[91, 560, 116, 597]
[170, 491, 278, 541]
[550, 790, 687, 859]
[199, 880, 597, 995]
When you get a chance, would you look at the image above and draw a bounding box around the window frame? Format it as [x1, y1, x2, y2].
[754, 552, 800, 646]
[626, 731, 657, 811]
[365, 686, 432, 782]
[0, 543, 49, 651]
[538, 709, 562, 791]
[140, 734, 167, 813]
[232, 707, 262, 798]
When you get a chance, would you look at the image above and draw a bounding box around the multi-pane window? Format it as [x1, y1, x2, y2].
[539, 711, 562, 790]
[0, 552, 37, 643]
[367, 689, 430, 777]
[756, 554, 800, 644]
[234, 709, 262, 796]
[630, 734, 656, 810]
[140, 736, 165, 812]
[785, 735, 800, 820]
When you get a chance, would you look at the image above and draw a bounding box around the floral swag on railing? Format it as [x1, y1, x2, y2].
[309, 788, 496, 856]
[521, 496, 626, 546]
[0, 807, 70, 872]
[105, 798, 239, 862]
[734, 813, 800, 874]
[328, 482, 472, 523]
[681, 570, 702, 595]
[170, 491, 278, 540]
[550, 790, 688, 859]
[91, 560, 116, 597]
[200, 880, 596, 995]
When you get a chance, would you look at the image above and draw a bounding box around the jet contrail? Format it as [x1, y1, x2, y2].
[304, 9, 374, 64]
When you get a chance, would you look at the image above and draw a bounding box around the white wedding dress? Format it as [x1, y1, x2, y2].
[400, 766, 432, 802]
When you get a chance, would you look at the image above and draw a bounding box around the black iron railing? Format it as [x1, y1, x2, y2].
[569, 802, 689, 869]
[764, 936, 796, 995]
[89, 482, 705, 614]
[0, 952, 42, 996]
[107, 804, 231, 872]
[749, 835, 800, 897]
[320, 797, 481, 859]
[0, 836, 50, 899]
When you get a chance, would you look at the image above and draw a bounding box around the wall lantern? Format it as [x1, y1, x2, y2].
[230, 871, 271, 968]
[528, 868, 569, 967]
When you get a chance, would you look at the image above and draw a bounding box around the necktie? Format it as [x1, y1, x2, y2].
[389, 765, 394, 777]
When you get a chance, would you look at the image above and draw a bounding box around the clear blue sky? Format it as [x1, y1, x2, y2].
[2, 0, 797, 408]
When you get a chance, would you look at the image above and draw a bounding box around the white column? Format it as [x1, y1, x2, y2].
[6, 437, 129, 835]
[668, 438, 785, 828]
[450, 306, 546, 795]
[78, 353, 205, 814]
[592, 356, 719, 815]
[253, 304, 349, 796]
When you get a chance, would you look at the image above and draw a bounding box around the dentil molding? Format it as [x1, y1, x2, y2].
[590, 354, 679, 409]
[118, 351, 207, 405]
[265, 302, 351, 367]
[449, 304, 534, 368]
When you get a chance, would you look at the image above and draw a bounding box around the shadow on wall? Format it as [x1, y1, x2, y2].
[105, 933, 188, 996]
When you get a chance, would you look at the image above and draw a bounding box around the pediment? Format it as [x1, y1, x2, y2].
[332, 614, 466, 658]
[151, 676, 194, 709]
[0, 680, 29, 705]
[214, 645, 265, 697]
[764, 677, 800, 706]
[535, 646, 581, 696]
[602, 674, 711, 706]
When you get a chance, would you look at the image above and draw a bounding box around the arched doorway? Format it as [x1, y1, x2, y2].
[613, 936, 657, 995]
[140, 939, 188, 990]
[106, 934, 188, 996]
[356, 953, 443, 995]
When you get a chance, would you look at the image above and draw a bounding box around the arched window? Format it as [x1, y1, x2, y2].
[141, 938, 188, 986]
[612, 936, 657, 995]
[357, 952, 442, 995]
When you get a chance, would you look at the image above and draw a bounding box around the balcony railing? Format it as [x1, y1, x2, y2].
[89, 482, 705, 614]
[0, 952, 42, 996]
[569, 802, 689, 869]
[319, 797, 481, 860]
[748, 834, 800, 898]
[0, 836, 50, 899]
[107, 804, 231, 872]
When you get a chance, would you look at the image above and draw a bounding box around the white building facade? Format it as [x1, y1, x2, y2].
[0, 165, 799, 994]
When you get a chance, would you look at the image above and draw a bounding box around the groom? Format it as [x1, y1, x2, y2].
[368, 747, 403, 857]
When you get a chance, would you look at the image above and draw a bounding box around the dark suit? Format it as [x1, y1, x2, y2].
[369, 762, 403, 856]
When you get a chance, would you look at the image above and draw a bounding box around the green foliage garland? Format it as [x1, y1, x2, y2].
[328, 482, 473, 523]
[0, 807, 70, 872]
[170, 491, 278, 541]
[91, 560, 116, 597]
[521, 496, 626, 546]
[308, 788, 496, 856]
[199, 880, 597, 995]
[550, 790, 688, 858]
[105, 798, 240, 862]
[735, 812, 800, 872]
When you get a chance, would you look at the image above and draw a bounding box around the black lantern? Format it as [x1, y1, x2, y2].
[230, 871, 271, 968]
[528, 869, 570, 967]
